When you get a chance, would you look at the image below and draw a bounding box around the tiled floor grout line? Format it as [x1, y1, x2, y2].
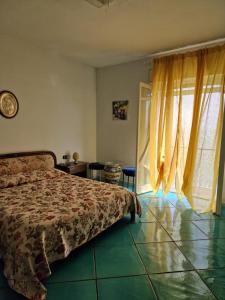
[130, 219, 225, 243]
[15, 268, 225, 290]
[93, 247, 99, 300]
[134, 198, 225, 299]
[93, 273, 158, 281]
[45, 278, 96, 285]
[27, 263, 225, 286]
[190, 220, 225, 250]
[127, 224, 160, 300]
[194, 268, 221, 300]
[159, 222, 210, 243]
[190, 219, 212, 238]
[159, 216, 220, 300]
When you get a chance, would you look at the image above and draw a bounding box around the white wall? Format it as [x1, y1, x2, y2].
[96, 59, 151, 166]
[0, 36, 96, 163]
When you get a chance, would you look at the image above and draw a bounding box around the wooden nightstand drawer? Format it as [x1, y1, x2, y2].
[56, 162, 88, 177]
[69, 163, 86, 174]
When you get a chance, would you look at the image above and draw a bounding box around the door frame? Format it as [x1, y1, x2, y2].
[136, 81, 152, 194]
[216, 101, 225, 215]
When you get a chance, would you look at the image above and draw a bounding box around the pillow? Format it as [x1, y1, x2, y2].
[0, 154, 55, 176]
[0, 169, 65, 189]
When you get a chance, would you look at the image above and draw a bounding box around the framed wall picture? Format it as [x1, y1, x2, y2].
[112, 100, 129, 120]
[0, 90, 19, 119]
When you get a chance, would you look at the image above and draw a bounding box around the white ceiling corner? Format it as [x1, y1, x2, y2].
[0, 0, 224, 67]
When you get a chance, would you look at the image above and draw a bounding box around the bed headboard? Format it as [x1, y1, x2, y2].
[0, 151, 57, 176]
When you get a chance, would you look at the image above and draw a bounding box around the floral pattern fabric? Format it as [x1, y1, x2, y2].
[0, 169, 136, 300]
[0, 154, 55, 176]
[0, 169, 64, 189]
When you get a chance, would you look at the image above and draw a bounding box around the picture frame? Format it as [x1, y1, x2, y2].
[112, 100, 129, 120]
[0, 90, 19, 119]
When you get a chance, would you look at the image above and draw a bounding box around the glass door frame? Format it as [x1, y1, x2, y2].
[216, 98, 225, 215]
[135, 81, 152, 194]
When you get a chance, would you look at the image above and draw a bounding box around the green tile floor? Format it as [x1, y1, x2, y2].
[1, 191, 225, 300]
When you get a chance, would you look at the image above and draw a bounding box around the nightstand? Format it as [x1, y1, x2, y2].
[56, 162, 88, 177]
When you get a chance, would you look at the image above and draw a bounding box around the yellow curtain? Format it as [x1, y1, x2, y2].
[149, 45, 225, 213]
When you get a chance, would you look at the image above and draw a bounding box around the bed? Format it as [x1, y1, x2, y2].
[0, 151, 139, 300]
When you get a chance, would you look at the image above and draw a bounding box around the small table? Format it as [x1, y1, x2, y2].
[56, 162, 88, 177]
[89, 162, 105, 180]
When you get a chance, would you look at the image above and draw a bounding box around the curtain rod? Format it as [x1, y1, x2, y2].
[147, 37, 225, 58]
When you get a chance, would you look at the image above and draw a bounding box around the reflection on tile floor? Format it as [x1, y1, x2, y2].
[198, 269, 225, 300]
[151, 271, 217, 300]
[0, 192, 225, 299]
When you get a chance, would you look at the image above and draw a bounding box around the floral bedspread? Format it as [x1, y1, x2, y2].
[0, 170, 136, 299]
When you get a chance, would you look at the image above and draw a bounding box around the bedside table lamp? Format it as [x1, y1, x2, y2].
[73, 152, 79, 164]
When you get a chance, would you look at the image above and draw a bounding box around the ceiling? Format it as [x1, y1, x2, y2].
[0, 0, 225, 67]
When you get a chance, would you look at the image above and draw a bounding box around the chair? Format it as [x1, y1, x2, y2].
[88, 162, 105, 180]
[122, 167, 136, 191]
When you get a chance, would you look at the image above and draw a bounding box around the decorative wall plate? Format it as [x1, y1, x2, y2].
[0, 91, 19, 118]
